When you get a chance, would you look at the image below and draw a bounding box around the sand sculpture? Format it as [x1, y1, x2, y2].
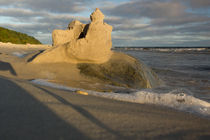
[32, 8, 112, 63]
[30, 8, 161, 89]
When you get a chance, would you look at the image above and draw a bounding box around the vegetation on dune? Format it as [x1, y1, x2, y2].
[0, 27, 41, 44]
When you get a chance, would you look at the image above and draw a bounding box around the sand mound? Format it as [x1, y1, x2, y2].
[77, 52, 161, 89]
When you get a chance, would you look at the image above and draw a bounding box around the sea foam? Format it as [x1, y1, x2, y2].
[31, 79, 210, 117]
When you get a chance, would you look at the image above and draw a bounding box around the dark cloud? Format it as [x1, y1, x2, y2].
[0, 7, 90, 28]
[113, 23, 150, 31]
[0, 8, 46, 20]
[0, 0, 15, 5]
[177, 0, 210, 9]
[180, 23, 210, 34]
[101, 0, 210, 47]
[151, 16, 210, 26]
[104, 17, 125, 25]
[125, 21, 210, 39]
[110, 18, 210, 46]
[103, 0, 210, 26]
[0, 0, 87, 13]
[104, 1, 186, 19]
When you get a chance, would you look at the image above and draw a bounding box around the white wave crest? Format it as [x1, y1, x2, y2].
[31, 79, 210, 117]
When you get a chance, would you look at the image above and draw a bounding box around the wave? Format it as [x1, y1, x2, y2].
[31, 79, 210, 117]
[149, 48, 209, 52]
[113, 47, 210, 52]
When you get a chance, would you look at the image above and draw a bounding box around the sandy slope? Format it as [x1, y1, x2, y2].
[0, 44, 210, 139]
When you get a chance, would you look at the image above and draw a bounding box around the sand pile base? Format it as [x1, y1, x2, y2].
[0, 44, 160, 91]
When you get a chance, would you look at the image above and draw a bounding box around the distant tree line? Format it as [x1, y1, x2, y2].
[0, 27, 41, 44]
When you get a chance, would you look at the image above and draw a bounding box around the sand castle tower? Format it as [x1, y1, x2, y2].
[32, 8, 113, 63]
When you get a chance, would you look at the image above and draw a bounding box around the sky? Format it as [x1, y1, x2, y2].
[0, 0, 210, 47]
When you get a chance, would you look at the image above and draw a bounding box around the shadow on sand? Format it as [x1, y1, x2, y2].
[0, 76, 89, 140]
[0, 61, 17, 76]
[1, 76, 210, 140]
[34, 85, 127, 140]
[27, 50, 44, 62]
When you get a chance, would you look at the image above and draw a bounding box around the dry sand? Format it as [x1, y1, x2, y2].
[0, 43, 210, 140]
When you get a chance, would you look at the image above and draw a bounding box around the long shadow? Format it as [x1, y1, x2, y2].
[0, 61, 17, 75]
[27, 50, 44, 62]
[34, 85, 128, 140]
[0, 76, 89, 140]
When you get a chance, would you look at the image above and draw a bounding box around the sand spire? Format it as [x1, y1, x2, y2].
[90, 8, 105, 23]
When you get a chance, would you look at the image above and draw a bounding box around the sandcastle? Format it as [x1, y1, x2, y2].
[30, 8, 161, 89]
[32, 8, 113, 63]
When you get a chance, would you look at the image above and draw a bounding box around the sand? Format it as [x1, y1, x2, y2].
[0, 44, 210, 139]
[33, 8, 113, 64]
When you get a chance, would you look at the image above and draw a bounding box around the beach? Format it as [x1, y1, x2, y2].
[0, 43, 210, 139]
[1, 77, 210, 140]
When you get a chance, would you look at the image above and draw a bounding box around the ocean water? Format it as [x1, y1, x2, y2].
[30, 49, 210, 117]
[124, 50, 210, 102]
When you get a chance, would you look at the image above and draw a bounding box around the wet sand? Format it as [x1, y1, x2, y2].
[0, 44, 210, 139]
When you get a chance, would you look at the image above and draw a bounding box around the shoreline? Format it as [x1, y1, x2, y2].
[113, 46, 210, 49]
[1, 76, 210, 139]
[0, 42, 51, 49]
[113, 47, 210, 52]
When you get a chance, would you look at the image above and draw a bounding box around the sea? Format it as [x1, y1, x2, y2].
[30, 47, 210, 117]
[122, 48, 210, 101]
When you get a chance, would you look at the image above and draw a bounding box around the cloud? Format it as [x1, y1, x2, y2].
[103, 0, 210, 26]
[152, 15, 210, 26]
[113, 31, 210, 47]
[0, 0, 210, 46]
[0, 0, 87, 13]
[104, 1, 186, 18]
[0, 7, 91, 44]
[0, 8, 46, 19]
[178, 0, 210, 9]
[100, 0, 210, 46]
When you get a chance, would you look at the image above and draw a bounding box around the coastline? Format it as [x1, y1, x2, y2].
[1, 76, 210, 139]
